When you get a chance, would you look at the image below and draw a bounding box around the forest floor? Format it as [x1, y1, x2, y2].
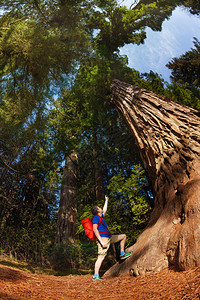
[0, 257, 200, 299]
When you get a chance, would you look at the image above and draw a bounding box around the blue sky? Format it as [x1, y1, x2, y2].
[119, 4, 200, 82]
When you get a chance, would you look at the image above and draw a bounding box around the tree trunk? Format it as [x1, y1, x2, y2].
[92, 126, 105, 202]
[56, 152, 78, 244]
[106, 79, 200, 277]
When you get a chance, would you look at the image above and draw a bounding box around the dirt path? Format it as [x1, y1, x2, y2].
[0, 264, 200, 299]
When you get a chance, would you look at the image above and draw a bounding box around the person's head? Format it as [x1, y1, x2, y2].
[91, 205, 102, 216]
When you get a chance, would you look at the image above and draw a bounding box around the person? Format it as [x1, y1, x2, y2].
[91, 195, 132, 281]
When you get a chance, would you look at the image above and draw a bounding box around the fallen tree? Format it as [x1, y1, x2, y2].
[106, 79, 200, 277]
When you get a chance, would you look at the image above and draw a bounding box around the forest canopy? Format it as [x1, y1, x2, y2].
[0, 0, 199, 271]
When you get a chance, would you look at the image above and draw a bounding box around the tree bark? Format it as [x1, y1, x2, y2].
[56, 152, 78, 244]
[106, 79, 200, 276]
[92, 125, 105, 202]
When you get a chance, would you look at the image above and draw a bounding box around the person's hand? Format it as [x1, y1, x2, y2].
[101, 243, 108, 249]
[105, 195, 109, 201]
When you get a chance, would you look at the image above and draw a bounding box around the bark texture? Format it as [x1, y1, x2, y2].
[56, 152, 78, 244]
[106, 79, 200, 277]
[92, 126, 105, 202]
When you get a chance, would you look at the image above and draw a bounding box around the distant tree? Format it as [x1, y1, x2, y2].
[166, 38, 200, 88]
[56, 152, 78, 244]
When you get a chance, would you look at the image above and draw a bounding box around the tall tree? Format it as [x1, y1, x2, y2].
[106, 80, 200, 276]
[56, 152, 78, 243]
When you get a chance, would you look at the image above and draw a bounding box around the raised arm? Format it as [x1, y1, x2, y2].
[102, 195, 109, 216]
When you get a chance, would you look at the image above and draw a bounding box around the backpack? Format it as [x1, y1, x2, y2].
[81, 215, 110, 241]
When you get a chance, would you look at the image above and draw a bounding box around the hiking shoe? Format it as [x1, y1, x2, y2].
[120, 252, 132, 260]
[92, 276, 106, 281]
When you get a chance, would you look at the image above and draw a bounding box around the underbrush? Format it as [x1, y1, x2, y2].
[0, 241, 117, 276]
[0, 242, 97, 276]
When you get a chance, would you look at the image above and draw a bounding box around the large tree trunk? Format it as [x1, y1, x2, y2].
[56, 152, 78, 244]
[106, 79, 200, 277]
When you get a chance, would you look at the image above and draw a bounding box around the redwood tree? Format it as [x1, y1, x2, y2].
[106, 79, 200, 276]
[56, 152, 78, 243]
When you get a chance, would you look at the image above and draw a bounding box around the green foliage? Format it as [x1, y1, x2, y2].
[183, 0, 200, 15]
[50, 242, 96, 272]
[165, 81, 200, 110]
[51, 243, 81, 270]
[0, 207, 57, 263]
[166, 38, 200, 89]
[91, 0, 182, 57]
[107, 164, 152, 244]
[139, 71, 200, 110]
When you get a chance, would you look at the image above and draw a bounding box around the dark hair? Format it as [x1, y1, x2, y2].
[91, 205, 98, 215]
